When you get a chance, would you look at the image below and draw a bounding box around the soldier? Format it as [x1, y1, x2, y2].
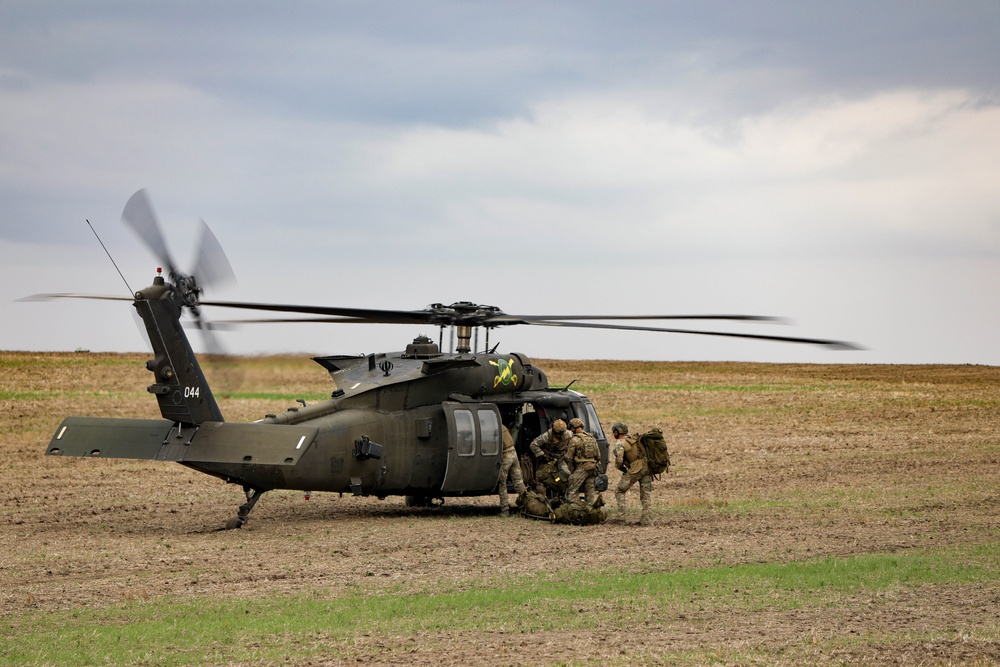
[563, 417, 601, 506]
[529, 418, 572, 461]
[498, 422, 526, 516]
[611, 422, 653, 526]
[529, 418, 574, 494]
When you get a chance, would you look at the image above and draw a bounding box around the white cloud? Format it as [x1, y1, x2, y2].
[337, 88, 1000, 260]
[5, 65, 997, 259]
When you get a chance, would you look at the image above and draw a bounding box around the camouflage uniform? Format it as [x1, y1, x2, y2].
[529, 422, 573, 461]
[612, 424, 653, 526]
[529, 420, 574, 486]
[563, 420, 601, 506]
[498, 426, 526, 515]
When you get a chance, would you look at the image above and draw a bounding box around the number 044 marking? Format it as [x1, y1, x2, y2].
[184, 386, 200, 398]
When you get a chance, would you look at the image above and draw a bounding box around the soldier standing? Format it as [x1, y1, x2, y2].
[498, 422, 526, 516]
[563, 418, 601, 506]
[611, 422, 653, 526]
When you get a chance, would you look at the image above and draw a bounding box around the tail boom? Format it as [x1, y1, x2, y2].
[134, 275, 222, 425]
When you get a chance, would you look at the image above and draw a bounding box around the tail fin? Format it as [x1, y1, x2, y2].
[134, 275, 223, 425]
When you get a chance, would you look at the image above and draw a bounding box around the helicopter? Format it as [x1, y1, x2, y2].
[33, 190, 861, 529]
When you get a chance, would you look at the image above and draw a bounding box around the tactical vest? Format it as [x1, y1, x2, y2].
[572, 432, 599, 463]
[623, 435, 642, 464]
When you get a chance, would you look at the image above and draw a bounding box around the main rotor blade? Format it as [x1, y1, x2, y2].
[19, 293, 135, 303]
[526, 320, 864, 350]
[197, 300, 440, 324]
[192, 219, 236, 291]
[195, 300, 789, 327]
[121, 189, 178, 277]
[189, 299, 860, 350]
[486, 314, 788, 325]
[204, 317, 380, 325]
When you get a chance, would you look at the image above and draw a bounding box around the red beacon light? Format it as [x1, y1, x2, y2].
[150, 266, 166, 288]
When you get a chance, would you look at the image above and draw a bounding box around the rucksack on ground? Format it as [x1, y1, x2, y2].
[520, 490, 553, 520]
[638, 427, 670, 476]
[550, 496, 607, 525]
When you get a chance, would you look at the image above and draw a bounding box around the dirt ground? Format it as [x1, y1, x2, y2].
[1, 352, 999, 665]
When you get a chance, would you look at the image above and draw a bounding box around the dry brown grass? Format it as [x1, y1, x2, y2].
[2, 352, 999, 665]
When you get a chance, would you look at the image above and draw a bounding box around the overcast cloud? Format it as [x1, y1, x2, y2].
[2, 1, 999, 364]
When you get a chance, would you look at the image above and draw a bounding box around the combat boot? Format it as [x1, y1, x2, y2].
[639, 511, 652, 526]
[613, 492, 627, 523]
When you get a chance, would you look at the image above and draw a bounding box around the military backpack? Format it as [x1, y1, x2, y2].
[550, 497, 607, 525]
[637, 427, 670, 476]
[535, 460, 569, 493]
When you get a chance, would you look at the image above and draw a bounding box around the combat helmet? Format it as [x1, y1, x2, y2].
[568, 417, 585, 430]
[611, 422, 628, 436]
[551, 419, 567, 433]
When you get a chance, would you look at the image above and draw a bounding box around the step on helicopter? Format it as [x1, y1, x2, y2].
[31, 190, 862, 529]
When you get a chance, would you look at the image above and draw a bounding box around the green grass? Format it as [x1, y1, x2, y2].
[4, 543, 997, 666]
[0, 355, 138, 368]
[0, 389, 144, 401]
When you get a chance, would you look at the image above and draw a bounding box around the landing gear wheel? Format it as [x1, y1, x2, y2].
[223, 484, 266, 530]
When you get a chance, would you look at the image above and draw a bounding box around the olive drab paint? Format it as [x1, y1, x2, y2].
[46, 271, 610, 529]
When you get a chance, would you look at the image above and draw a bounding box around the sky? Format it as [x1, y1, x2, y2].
[2, 1, 999, 365]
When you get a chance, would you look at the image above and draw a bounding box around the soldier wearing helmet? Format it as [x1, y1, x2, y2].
[529, 418, 574, 495]
[612, 421, 653, 526]
[563, 418, 602, 506]
[529, 418, 572, 461]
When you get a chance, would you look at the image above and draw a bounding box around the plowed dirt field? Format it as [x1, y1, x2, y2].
[2, 353, 998, 665]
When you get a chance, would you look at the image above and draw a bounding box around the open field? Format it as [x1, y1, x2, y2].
[1, 352, 999, 666]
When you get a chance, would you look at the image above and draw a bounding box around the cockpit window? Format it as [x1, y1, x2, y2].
[584, 402, 606, 440]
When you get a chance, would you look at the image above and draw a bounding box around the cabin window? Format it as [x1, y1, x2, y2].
[455, 409, 476, 456]
[478, 410, 500, 456]
[584, 402, 606, 440]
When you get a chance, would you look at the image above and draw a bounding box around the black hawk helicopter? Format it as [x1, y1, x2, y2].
[33, 190, 861, 529]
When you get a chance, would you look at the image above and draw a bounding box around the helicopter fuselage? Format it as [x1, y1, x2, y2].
[46, 277, 609, 524]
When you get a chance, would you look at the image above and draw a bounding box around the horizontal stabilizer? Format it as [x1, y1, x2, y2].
[179, 421, 318, 466]
[47, 417, 175, 459]
[47, 417, 318, 466]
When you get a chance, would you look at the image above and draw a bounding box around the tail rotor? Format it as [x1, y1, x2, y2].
[121, 189, 236, 347]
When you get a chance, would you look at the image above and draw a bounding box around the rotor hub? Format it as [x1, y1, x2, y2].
[171, 273, 202, 308]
